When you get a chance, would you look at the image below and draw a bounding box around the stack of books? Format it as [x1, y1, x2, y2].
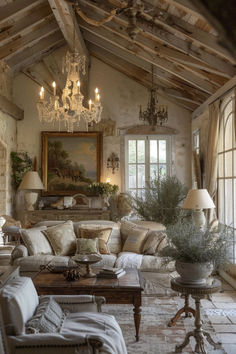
[97, 267, 126, 279]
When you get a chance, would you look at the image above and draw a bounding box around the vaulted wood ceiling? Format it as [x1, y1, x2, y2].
[0, 0, 235, 112]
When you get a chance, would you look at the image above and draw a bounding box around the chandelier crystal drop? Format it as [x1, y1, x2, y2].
[37, 51, 102, 132]
[139, 66, 168, 126]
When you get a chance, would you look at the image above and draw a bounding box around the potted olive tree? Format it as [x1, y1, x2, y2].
[159, 220, 233, 285]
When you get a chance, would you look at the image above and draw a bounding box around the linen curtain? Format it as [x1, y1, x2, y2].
[205, 100, 220, 223]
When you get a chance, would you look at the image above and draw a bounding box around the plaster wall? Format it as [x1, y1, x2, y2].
[13, 56, 192, 200]
[0, 111, 17, 215]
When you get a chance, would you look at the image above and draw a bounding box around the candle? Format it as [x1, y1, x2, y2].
[95, 87, 98, 94]
[40, 87, 44, 100]
[97, 93, 100, 102]
[77, 81, 80, 93]
[89, 99, 92, 111]
[106, 177, 111, 183]
[52, 81, 56, 96]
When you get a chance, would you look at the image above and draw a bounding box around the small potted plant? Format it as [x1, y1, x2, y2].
[86, 182, 119, 208]
[159, 220, 233, 285]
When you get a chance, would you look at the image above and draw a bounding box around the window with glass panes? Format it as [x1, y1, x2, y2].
[125, 135, 171, 196]
[193, 129, 200, 155]
[217, 91, 236, 263]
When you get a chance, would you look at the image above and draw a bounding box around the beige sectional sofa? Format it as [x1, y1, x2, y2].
[11, 220, 175, 295]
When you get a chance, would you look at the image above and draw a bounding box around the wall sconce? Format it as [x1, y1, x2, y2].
[107, 152, 119, 174]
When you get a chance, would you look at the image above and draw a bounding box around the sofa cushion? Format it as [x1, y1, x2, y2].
[122, 227, 148, 253]
[78, 227, 112, 254]
[91, 254, 117, 268]
[25, 297, 64, 334]
[120, 220, 149, 245]
[35, 220, 122, 254]
[0, 277, 39, 335]
[77, 221, 121, 254]
[43, 220, 76, 256]
[142, 231, 166, 255]
[20, 226, 53, 256]
[76, 237, 99, 255]
[132, 220, 166, 231]
[13, 255, 70, 272]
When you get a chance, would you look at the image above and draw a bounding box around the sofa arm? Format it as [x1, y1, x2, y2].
[44, 295, 106, 313]
[11, 245, 28, 263]
[8, 333, 103, 354]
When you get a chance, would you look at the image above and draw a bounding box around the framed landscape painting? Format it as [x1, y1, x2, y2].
[42, 132, 102, 195]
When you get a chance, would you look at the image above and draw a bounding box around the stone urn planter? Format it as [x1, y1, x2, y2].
[175, 261, 213, 285]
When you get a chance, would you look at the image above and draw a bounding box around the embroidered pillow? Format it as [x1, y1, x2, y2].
[25, 297, 64, 334]
[142, 231, 167, 255]
[20, 226, 53, 256]
[43, 220, 76, 256]
[76, 238, 99, 254]
[120, 220, 149, 245]
[122, 228, 148, 254]
[78, 228, 112, 254]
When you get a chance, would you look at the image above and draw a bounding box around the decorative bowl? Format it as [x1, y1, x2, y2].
[71, 254, 102, 277]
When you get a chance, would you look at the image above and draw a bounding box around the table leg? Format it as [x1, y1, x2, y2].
[133, 295, 142, 342]
[168, 294, 195, 327]
[176, 296, 222, 353]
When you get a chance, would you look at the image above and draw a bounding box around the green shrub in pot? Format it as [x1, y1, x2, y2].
[159, 220, 233, 285]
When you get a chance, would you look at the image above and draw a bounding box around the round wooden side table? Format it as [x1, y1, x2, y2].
[171, 277, 222, 354]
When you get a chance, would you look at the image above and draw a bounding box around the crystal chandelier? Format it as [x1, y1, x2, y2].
[139, 66, 168, 126]
[36, 5, 102, 132]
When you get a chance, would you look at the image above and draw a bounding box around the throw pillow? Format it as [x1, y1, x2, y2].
[155, 233, 168, 253]
[122, 228, 148, 254]
[43, 220, 76, 256]
[120, 220, 149, 245]
[76, 238, 99, 254]
[20, 226, 53, 256]
[78, 228, 112, 254]
[142, 231, 166, 255]
[25, 297, 64, 334]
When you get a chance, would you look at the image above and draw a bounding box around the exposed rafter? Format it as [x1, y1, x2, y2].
[7, 30, 65, 73]
[77, 0, 236, 78]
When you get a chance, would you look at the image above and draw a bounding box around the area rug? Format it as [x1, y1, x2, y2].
[103, 295, 225, 354]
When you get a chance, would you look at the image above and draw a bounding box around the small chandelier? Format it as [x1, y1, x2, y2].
[139, 65, 168, 126]
[36, 5, 102, 132]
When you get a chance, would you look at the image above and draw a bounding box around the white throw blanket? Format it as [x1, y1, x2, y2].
[115, 252, 143, 269]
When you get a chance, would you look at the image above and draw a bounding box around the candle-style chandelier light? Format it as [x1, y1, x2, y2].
[36, 4, 102, 132]
[139, 65, 168, 126]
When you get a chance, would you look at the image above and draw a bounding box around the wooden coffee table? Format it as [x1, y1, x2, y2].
[33, 267, 144, 341]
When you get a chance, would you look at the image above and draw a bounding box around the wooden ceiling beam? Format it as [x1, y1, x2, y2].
[77, 9, 226, 88]
[78, 0, 236, 78]
[0, 0, 43, 25]
[80, 22, 217, 95]
[0, 2, 52, 46]
[7, 30, 65, 72]
[140, 1, 235, 63]
[84, 33, 207, 103]
[89, 42, 199, 110]
[0, 93, 24, 120]
[0, 17, 58, 60]
[48, 0, 88, 58]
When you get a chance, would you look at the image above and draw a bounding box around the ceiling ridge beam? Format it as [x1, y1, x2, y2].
[48, 0, 88, 58]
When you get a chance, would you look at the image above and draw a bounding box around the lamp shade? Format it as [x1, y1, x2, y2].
[183, 189, 215, 210]
[18, 171, 44, 190]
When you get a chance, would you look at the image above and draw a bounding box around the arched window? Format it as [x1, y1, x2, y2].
[217, 90, 236, 262]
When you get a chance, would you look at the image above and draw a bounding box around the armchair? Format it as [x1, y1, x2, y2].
[0, 277, 127, 354]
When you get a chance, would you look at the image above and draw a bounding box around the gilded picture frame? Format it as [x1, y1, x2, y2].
[42, 131, 102, 195]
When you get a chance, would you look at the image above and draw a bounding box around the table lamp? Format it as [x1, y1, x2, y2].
[183, 189, 215, 228]
[18, 171, 44, 210]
